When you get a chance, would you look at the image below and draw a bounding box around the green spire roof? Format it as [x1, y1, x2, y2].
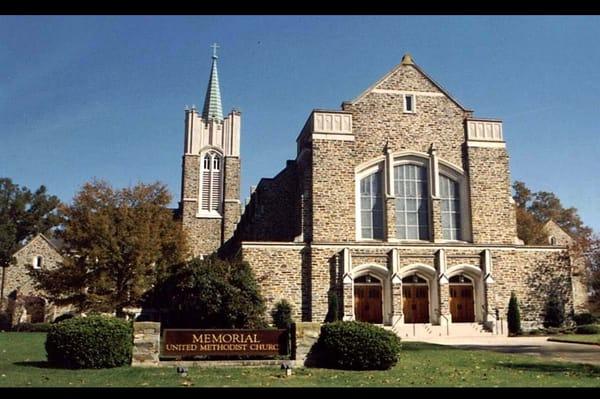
[202, 44, 223, 121]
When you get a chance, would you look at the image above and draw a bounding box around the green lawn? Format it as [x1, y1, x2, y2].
[548, 335, 600, 345]
[1, 332, 600, 387]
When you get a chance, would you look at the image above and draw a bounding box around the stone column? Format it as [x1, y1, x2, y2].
[342, 279, 354, 321]
[385, 198, 396, 241]
[391, 278, 403, 326]
[439, 282, 451, 325]
[385, 147, 396, 241]
[132, 322, 161, 367]
[431, 199, 443, 242]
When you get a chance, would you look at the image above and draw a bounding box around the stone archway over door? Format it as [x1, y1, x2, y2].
[354, 274, 383, 324]
[449, 275, 475, 322]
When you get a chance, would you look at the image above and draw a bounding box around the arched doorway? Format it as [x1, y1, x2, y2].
[449, 274, 475, 322]
[354, 274, 383, 323]
[402, 274, 429, 323]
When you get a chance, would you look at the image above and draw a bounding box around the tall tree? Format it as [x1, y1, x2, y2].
[512, 181, 549, 245]
[512, 181, 592, 245]
[30, 179, 188, 317]
[0, 178, 62, 267]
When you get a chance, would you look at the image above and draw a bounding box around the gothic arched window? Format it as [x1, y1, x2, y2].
[359, 170, 384, 240]
[200, 151, 222, 214]
[394, 163, 429, 240]
[440, 174, 461, 240]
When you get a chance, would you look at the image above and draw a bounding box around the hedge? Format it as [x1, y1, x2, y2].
[315, 321, 401, 370]
[45, 315, 133, 369]
[574, 324, 600, 335]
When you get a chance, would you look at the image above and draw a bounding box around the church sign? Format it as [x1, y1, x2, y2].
[161, 329, 289, 357]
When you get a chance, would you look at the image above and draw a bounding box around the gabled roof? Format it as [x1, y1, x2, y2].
[345, 53, 473, 112]
[11, 233, 64, 258]
[542, 219, 574, 245]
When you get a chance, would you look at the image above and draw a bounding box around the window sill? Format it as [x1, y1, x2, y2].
[196, 212, 223, 219]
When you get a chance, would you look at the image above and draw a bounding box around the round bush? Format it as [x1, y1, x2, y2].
[575, 324, 600, 335]
[52, 313, 75, 324]
[45, 315, 133, 369]
[316, 321, 401, 370]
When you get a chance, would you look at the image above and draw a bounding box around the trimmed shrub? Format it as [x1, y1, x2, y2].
[52, 313, 75, 324]
[45, 315, 133, 369]
[575, 324, 600, 335]
[573, 313, 596, 326]
[13, 322, 52, 332]
[325, 291, 340, 322]
[507, 292, 521, 335]
[544, 294, 565, 328]
[150, 255, 267, 329]
[271, 300, 293, 329]
[316, 321, 401, 370]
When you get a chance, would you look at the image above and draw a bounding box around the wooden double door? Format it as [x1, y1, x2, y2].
[354, 285, 383, 324]
[449, 284, 475, 322]
[402, 285, 429, 323]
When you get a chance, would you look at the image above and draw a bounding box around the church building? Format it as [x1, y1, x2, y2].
[179, 48, 587, 335]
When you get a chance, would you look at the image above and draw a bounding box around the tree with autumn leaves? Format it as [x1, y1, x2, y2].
[31, 180, 188, 317]
[513, 181, 600, 312]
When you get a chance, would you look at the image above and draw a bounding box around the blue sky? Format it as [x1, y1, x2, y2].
[1, 16, 599, 233]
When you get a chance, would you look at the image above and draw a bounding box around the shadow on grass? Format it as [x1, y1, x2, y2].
[401, 342, 459, 351]
[13, 361, 65, 369]
[496, 361, 600, 377]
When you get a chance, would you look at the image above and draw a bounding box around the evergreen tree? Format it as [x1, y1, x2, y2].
[544, 294, 565, 328]
[507, 292, 521, 335]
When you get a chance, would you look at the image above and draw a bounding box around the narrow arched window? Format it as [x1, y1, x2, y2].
[440, 174, 461, 240]
[394, 164, 429, 240]
[200, 152, 222, 214]
[360, 171, 384, 239]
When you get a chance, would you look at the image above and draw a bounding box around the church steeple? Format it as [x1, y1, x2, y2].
[202, 43, 223, 121]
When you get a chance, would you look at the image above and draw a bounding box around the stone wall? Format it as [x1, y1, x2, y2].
[241, 241, 575, 329]
[466, 146, 518, 244]
[132, 322, 160, 366]
[310, 139, 355, 242]
[490, 248, 574, 329]
[222, 156, 241, 244]
[240, 245, 305, 321]
[180, 155, 222, 257]
[233, 161, 300, 243]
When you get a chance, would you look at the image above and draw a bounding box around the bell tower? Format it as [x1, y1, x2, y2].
[179, 44, 241, 257]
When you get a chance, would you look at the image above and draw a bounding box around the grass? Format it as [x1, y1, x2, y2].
[1, 332, 600, 387]
[548, 334, 600, 345]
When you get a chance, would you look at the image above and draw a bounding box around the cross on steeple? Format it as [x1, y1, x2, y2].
[211, 43, 219, 59]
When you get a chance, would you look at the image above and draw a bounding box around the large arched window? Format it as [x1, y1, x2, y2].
[200, 151, 222, 215]
[359, 171, 384, 239]
[394, 164, 429, 240]
[440, 174, 461, 240]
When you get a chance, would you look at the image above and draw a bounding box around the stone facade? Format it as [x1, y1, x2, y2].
[2, 234, 71, 323]
[214, 53, 583, 332]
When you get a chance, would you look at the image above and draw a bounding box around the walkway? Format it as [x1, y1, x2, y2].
[407, 336, 600, 366]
